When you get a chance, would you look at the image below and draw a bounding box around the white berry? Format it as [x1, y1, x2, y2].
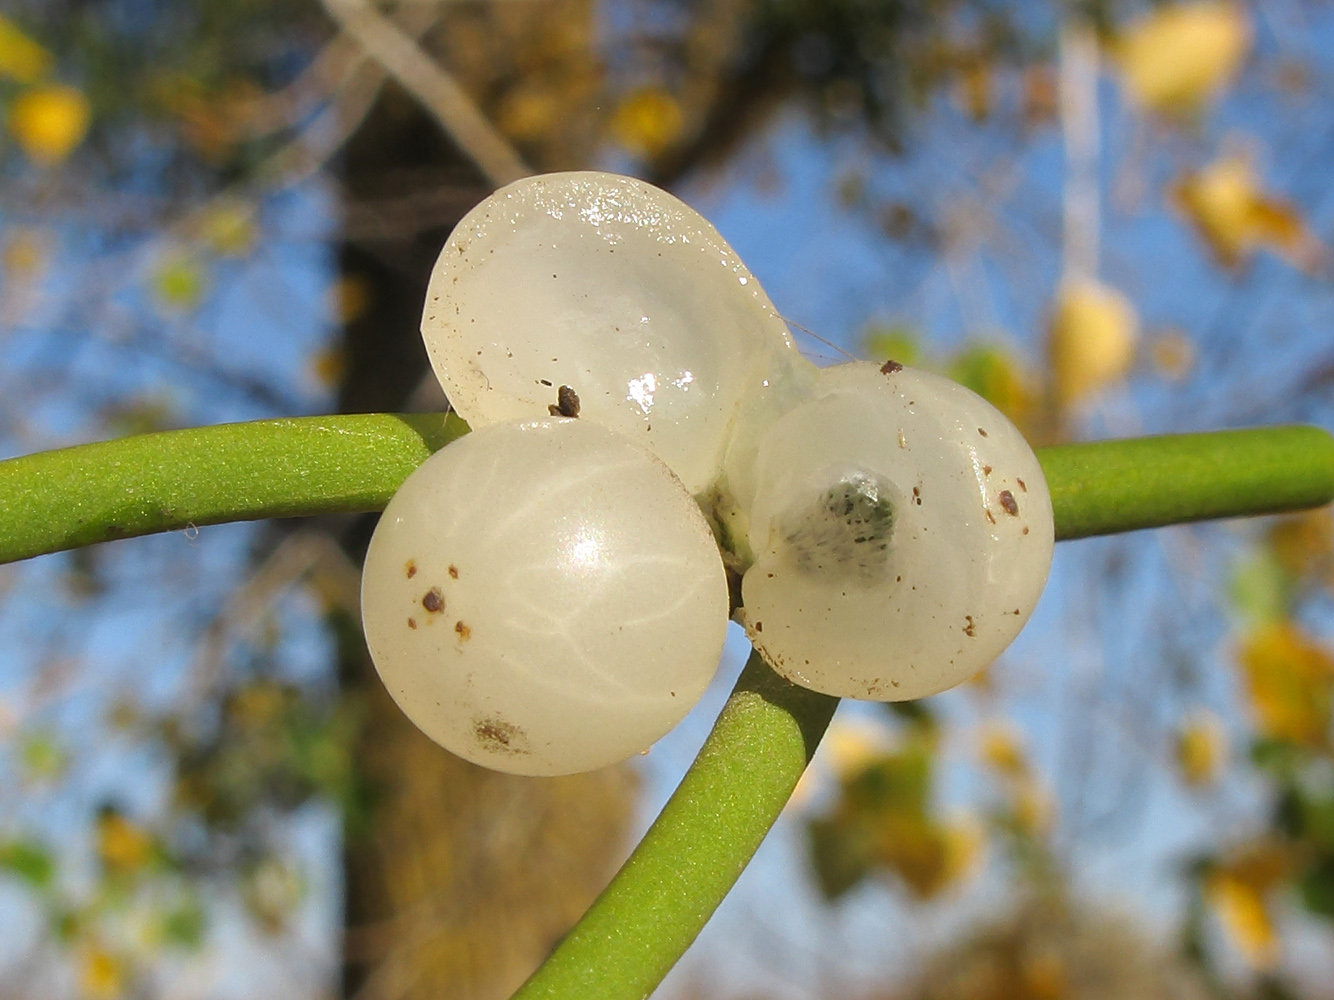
[419, 171, 808, 495]
[737, 362, 1054, 701]
[360, 419, 730, 775]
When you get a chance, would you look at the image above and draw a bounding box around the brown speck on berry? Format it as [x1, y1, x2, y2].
[455, 621, 471, 641]
[422, 588, 445, 614]
[999, 490, 1019, 516]
[448, 564, 459, 579]
[964, 615, 976, 638]
[474, 718, 527, 754]
[880, 359, 904, 374]
[978, 427, 988, 437]
[548, 384, 581, 418]
[405, 559, 417, 579]
[1017, 478, 1027, 492]
[407, 618, 417, 630]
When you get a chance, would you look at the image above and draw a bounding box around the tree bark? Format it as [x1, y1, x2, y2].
[333, 6, 638, 998]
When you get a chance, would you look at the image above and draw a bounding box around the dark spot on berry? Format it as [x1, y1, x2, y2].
[422, 588, 444, 613]
[448, 564, 459, 579]
[548, 384, 581, 418]
[978, 427, 988, 437]
[964, 615, 976, 638]
[880, 359, 904, 374]
[539, 379, 553, 386]
[983, 465, 992, 476]
[912, 486, 922, 505]
[455, 621, 471, 641]
[999, 490, 1019, 516]
[407, 618, 417, 629]
[985, 510, 997, 525]
[1017, 478, 1027, 492]
[474, 718, 528, 754]
[405, 560, 417, 579]
[754, 621, 763, 632]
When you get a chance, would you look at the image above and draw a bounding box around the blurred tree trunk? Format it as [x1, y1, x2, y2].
[332, 5, 638, 1000]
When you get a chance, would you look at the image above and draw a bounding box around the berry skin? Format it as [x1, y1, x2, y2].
[737, 362, 1054, 701]
[360, 418, 730, 775]
[419, 171, 809, 495]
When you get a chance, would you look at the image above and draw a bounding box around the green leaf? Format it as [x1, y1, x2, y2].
[863, 325, 921, 367]
[0, 838, 55, 889]
[1299, 855, 1334, 919]
[1229, 550, 1290, 624]
[160, 897, 207, 949]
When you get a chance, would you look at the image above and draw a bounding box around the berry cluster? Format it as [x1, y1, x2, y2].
[360, 172, 1054, 776]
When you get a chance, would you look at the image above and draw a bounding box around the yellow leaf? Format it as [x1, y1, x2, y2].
[1268, 510, 1334, 585]
[1146, 329, 1196, 381]
[1, 227, 48, 277]
[1175, 710, 1228, 786]
[1205, 844, 1288, 970]
[196, 200, 256, 257]
[0, 15, 52, 84]
[824, 718, 894, 778]
[610, 87, 683, 159]
[330, 274, 372, 325]
[941, 814, 986, 888]
[979, 721, 1028, 777]
[96, 812, 153, 873]
[1014, 777, 1054, 837]
[1115, 2, 1251, 115]
[955, 59, 992, 122]
[787, 718, 893, 811]
[8, 84, 91, 166]
[873, 812, 954, 899]
[496, 85, 561, 144]
[1237, 621, 1334, 747]
[79, 946, 126, 1000]
[1174, 154, 1321, 270]
[1048, 278, 1138, 407]
[308, 346, 346, 389]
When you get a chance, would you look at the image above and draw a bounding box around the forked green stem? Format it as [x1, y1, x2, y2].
[1, 419, 1332, 999]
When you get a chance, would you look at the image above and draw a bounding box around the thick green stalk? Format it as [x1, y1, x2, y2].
[4, 419, 1331, 565]
[2, 418, 1333, 1000]
[1041, 426, 1334, 540]
[0, 413, 466, 564]
[513, 651, 838, 1000]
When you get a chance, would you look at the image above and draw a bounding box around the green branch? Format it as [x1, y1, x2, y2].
[2, 418, 1333, 1000]
[0, 413, 466, 564]
[3, 418, 1330, 565]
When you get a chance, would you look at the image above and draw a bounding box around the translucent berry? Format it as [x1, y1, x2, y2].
[361, 419, 730, 775]
[738, 362, 1054, 701]
[420, 171, 808, 494]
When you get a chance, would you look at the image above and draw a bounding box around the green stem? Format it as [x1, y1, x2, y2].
[2, 419, 1333, 1000]
[513, 651, 838, 1000]
[3, 419, 1331, 565]
[1041, 426, 1334, 541]
[0, 413, 466, 565]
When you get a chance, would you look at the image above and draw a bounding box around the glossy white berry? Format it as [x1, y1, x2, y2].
[737, 362, 1054, 701]
[360, 419, 730, 775]
[420, 170, 809, 495]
